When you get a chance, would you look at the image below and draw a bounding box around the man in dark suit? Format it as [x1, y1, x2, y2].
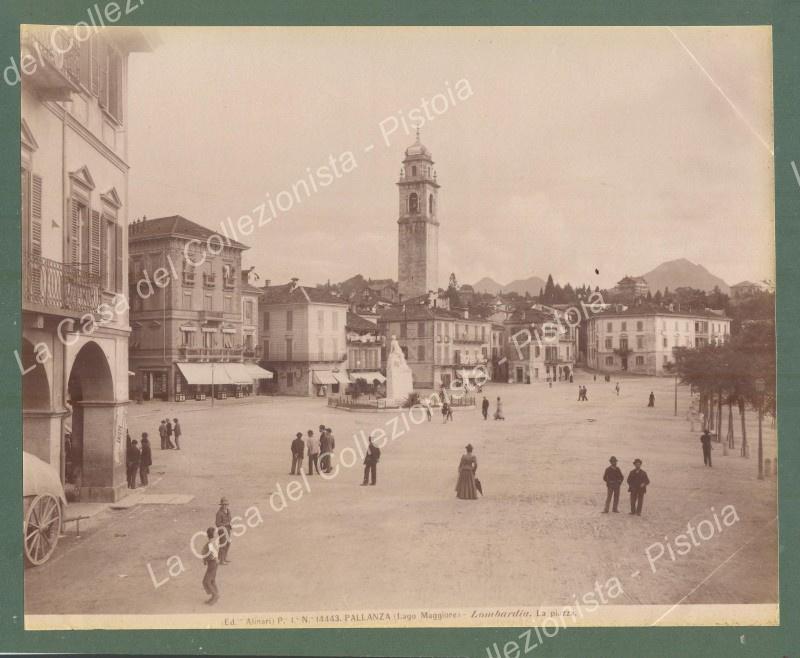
[290, 432, 305, 475]
[627, 458, 650, 516]
[320, 429, 331, 473]
[126, 439, 141, 489]
[361, 436, 380, 486]
[700, 429, 713, 467]
[602, 456, 624, 513]
[215, 497, 233, 564]
[481, 396, 490, 420]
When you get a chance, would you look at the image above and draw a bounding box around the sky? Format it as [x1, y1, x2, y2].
[126, 26, 774, 290]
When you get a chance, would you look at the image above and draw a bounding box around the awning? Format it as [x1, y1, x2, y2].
[312, 370, 338, 385]
[332, 371, 351, 385]
[176, 362, 235, 386]
[353, 371, 386, 383]
[223, 363, 253, 385]
[243, 363, 273, 379]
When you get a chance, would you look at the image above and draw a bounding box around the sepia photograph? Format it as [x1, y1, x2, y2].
[16, 22, 777, 632]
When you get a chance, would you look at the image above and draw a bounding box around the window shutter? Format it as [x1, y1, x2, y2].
[31, 175, 43, 257]
[115, 224, 123, 292]
[90, 34, 99, 95]
[100, 215, 109, 288]
[90, 209, 101, 277]
[98, 37, 108, 108]
[69, 199, 80, 264]
[30, 174, 43, 298]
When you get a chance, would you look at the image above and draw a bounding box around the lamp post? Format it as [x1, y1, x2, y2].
[211, 362, 215, 407]
[755, 377, 765, 479]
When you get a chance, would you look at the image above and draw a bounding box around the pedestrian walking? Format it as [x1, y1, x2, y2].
[139, 434, 152, 486]
[326, 427, 335, 473]
[700, 429, 713, 467]
[216, 497, 233, 564]
[290, 432, 305, 475]
[455, 443, 478, 500]
[648, 392, 655, 407]
[446, 403, 454, 422]
[306, 430, 321, 475]
[593, 374, 597, 382]
[201, 527, 220, 605]
[165, 418, 175, 449]
[583, 386, 589, 401]
[126, 439, 140, 489]
[173, 418, 182, 450]
[361, 435, 380, 485]
[481, 396, 490, 420]
[601, 456, 623, 513]
[158, 419, 167, 450]
[494, 396, 505, 420]
[615, 382, 620, 396]
[425, 403, 432, 421]
[320, 428, 332, 473]
[442, 402, 450, 423]
[627, 459, 650, 516]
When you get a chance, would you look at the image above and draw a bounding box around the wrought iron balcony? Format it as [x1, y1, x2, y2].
[199, 309, 224, 322]
[23, 253, 101, 316]
[178, 346, 243, 360]
[21, 29, 81, 101]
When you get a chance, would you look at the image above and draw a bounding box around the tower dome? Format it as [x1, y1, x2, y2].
[404, 128, 431, 158]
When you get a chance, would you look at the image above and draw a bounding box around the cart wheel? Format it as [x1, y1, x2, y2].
[24, 494, 62, 566]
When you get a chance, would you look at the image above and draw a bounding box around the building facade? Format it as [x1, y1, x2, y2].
[259, 280, 349, 396]
[586, 310, 731, 376]
[377, 304, 491, 389]
[128, 216, 270, 401]
[504, 308, 578, 384]
[20, 26, 153, 500]
[397, 132, 440, 300]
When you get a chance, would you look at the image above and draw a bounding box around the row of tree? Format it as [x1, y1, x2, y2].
[674, 320, 775, 460]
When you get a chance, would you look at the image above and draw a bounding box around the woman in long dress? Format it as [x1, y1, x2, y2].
[455, 444, 478, 500]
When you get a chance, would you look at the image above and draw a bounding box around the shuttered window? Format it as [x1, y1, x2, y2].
[89, 209, 101, 277]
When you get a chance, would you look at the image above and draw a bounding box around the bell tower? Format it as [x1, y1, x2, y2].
[397, 129, 440, 300]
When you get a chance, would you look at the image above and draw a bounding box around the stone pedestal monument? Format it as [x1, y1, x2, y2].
[386, 335, 414, 404]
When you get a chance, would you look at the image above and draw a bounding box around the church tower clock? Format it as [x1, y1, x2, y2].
[397, 130, 440, 300]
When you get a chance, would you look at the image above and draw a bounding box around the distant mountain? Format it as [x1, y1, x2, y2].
[639, 259, 729, 294]
[472, 277, 505, 294]
[503, 276, 548, 296]
[472, 275, 547, 296]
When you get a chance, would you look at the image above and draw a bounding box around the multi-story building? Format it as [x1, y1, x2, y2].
[259, 280, 349, 396]
[586, 309, 731, 376]
[730, 280, 764, 301]
[504, 308, 578, 383]
[128, 215, 272, 401]
[346, 311, 385, 389]
[377, 303, 491, 389]
[20, 26, 153, 500]
[613, 276, 650, 301]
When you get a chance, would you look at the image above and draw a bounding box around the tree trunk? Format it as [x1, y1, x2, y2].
[717, 389, 723, 442]
[739, 399, 748, 457]
[709, 394, 715, 431]
[727, 399, 734, 448]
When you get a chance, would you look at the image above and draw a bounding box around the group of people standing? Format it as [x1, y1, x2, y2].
[125, 432, 153, 489]
[602, 456, 650, 515]
[290, 425, 336, 476]
[577, 385, 589, 401]
[158, 418, 182, 450]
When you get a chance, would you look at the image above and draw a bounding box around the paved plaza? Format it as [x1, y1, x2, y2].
[25, 372, 777, 616]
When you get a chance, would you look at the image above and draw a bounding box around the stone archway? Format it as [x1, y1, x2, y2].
[67, 341, 124, 500]
[21, 338, 61, 469]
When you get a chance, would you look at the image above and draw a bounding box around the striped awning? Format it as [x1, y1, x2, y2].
[312, 370, 337, 385]
[243, 363, 273, 379]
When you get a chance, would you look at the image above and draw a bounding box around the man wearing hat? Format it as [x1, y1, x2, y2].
[290, 432, 305, 475]
[626, 459, 650, 516]
[215, 497, 233, 564]
[700, 429, 713, 467]
[602, 456, 624, 513]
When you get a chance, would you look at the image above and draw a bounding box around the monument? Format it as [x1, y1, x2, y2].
[386, 335, 414, 403]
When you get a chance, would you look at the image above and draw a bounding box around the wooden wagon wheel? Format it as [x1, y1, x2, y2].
[24, 494, 62, 566]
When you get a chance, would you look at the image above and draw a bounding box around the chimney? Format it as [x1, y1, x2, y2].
[264, 279, 271, 288]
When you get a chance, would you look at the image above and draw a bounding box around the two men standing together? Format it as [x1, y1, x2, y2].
[602, 456, 650, 515]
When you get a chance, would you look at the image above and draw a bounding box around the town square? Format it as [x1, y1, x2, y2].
[17, 24, 777, 627]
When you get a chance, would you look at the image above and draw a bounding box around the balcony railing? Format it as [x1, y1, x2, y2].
[21, 30, 81, 100]
[199, 310, 224, 322]
[242, 346, 261, 358]
[24, 253, 101, 315]
[178, 346, 243, 360]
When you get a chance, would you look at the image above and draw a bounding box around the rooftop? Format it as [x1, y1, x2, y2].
[128, 215, 249, 250]
[261, 282, 346, 306]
